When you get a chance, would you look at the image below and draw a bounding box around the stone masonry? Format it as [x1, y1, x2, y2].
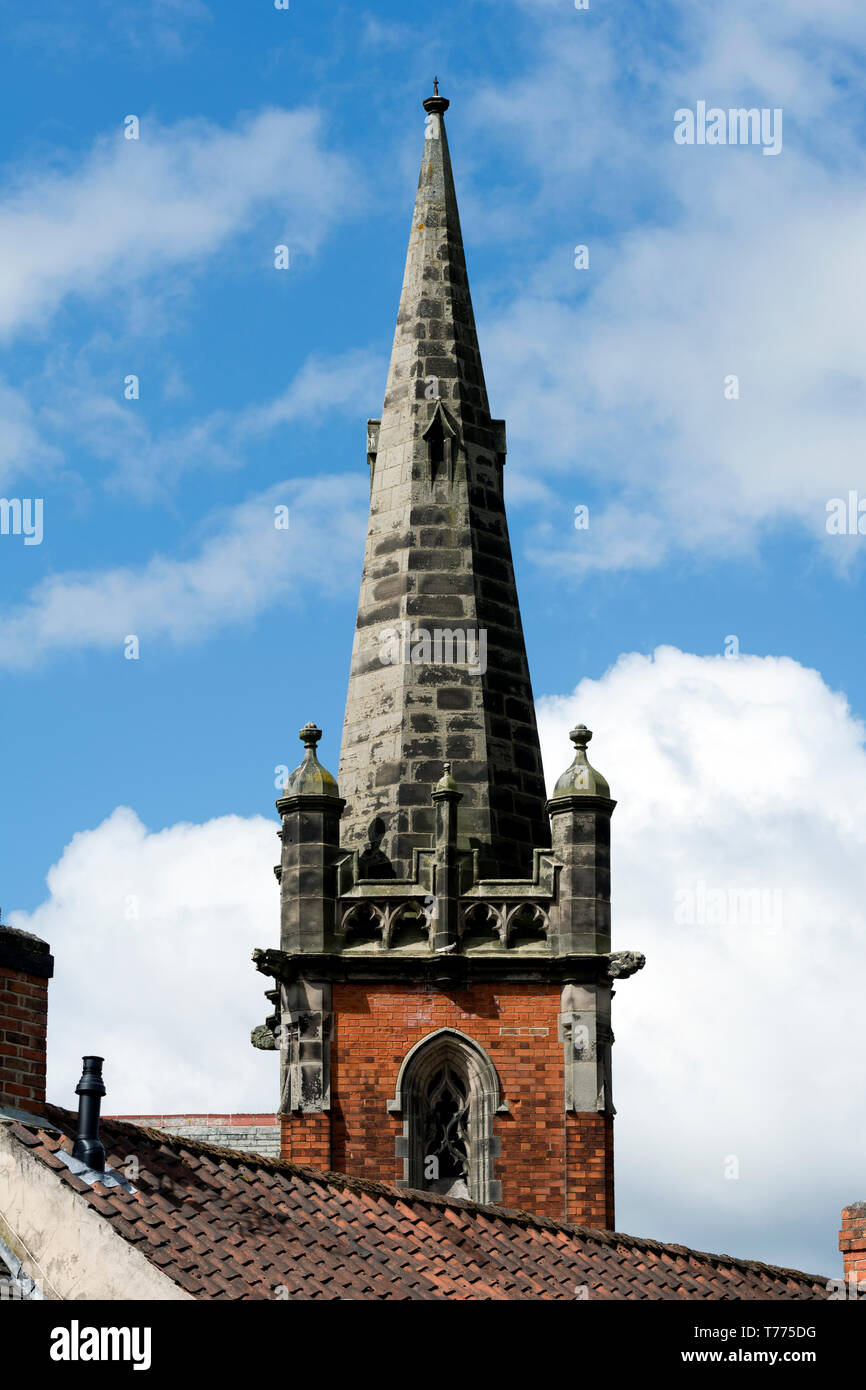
[337, 89, 548, 881]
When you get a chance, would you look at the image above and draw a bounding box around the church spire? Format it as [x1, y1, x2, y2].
[380, 81, 490, 444]
[338, 88, 549, 879]
[255, 89, 643, 1231]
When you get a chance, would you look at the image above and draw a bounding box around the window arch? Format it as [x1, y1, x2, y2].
[388, 1029, 505, 1203]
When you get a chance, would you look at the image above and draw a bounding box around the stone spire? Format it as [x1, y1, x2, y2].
[338, 85, 549, 879]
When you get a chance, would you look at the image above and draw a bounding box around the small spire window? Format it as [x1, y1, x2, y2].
[422, 402, 456, 483]
[427, 413, 446, 477]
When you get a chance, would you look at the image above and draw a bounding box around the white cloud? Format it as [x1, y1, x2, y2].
[0, 107, 356, 337]
[490, 172, 866, 574]
[468, 3, 866, 573]
[240, 350, 386, 437]
[32, 346, 385, 502]
[0, 376, 61, 489]
[537, 646, 866, 1275]
[6, 0, 212, 63]
[0, 473, 366, 669]
[12, 807, 278, 1114]
[11, 646, 865, 1274]
[359, 15, 421, 52]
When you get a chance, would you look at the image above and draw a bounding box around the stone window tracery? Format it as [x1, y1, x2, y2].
[389, 1028, 504, 1203]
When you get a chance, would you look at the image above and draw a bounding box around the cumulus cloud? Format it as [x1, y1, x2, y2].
[11, 646, 866, 1274]
[11, 807, 278, 1114]
[490, 176, 866, 574]
[0, 473, 366, 669]
[537, 646, 866, 1275]
[0, 107, 356, 337]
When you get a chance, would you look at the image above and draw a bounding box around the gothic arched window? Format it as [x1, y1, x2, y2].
[388, 1029, 505, 1203]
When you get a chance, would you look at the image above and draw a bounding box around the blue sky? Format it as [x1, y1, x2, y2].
[1, 0, 864, 911]
[2, 0, 866, 1277]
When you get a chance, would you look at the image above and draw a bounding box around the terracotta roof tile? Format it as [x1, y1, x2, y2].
[2, 1105, 831, 1302]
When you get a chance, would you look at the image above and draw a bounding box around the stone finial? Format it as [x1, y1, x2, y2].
[435, 761, 459, 794]
[299, 721, 322, 751]
[280, 722, 340, 799]
[552, 724, 611, 799]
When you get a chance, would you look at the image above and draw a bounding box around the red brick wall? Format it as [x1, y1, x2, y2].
[281, 1112, 331, 1170]
[313, 981, 614, 1227]
[0, 965, 49, 1111]
[839, 1203, 866, 1285]
[567, 1113, 614, 1228]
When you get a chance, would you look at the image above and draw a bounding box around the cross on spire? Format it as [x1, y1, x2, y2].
[433, 76, 439, 95]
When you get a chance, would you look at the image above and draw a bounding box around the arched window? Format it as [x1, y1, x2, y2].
[388, 1029, 505, 1203]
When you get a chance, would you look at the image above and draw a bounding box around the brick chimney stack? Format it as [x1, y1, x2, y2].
[839, 1203, 866, 1291]
[0, 918, 54, 1114]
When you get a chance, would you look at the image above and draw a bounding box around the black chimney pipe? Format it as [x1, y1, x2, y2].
[72, 1055, 106, 1172]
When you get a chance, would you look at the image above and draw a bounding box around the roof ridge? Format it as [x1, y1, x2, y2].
[39, 1105, 829, 1288]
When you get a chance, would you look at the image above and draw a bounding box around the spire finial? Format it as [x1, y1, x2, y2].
[423, 80, 450, 115]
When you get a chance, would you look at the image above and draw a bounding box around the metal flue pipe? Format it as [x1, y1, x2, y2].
[72, 1055, 106, 1172]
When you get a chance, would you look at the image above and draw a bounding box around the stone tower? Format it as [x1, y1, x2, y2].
[252, 87, 644, 1229]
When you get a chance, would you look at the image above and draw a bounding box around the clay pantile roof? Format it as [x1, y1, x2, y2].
[8, 1106, 828, 1301]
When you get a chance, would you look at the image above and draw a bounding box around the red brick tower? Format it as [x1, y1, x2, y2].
[252, 87, 644, 1228]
